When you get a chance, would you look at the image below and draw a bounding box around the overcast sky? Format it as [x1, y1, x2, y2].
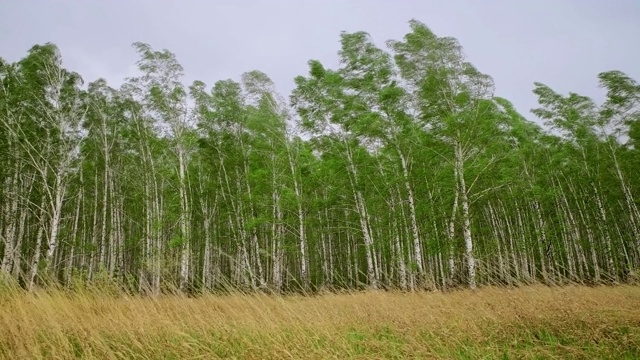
[1, 0, 639, 122]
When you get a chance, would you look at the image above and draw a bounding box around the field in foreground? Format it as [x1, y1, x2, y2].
[1, 286, 639, 359]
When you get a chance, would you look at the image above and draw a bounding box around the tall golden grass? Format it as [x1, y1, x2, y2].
[1, 284, 639, 359]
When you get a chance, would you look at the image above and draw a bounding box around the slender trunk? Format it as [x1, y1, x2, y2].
[447, 172, 459, 287]
[344, 143, 378, 289]
[592, 185, 617, 278]
[177, 145, 190, 292]
[501, 201, 519, 283]
[66, 181, 82, 285]
[116, 189, 125, 281]
[456, 139, 476, 289]
[532, 201, 549, 281]
[321, 230, 330, 288]
[149, 145, 162, 295]
[1, 173, 18, 273]
[325, 198, 335, 285]
[28, 196, 48, 290]
[397, 147, 424, 280]
[271, 189, 283, 292]
[609, 143, 640, 245]
[101, 160, 109, 274]
[567, 177, 601, 282]
[514, 201, 530, 282]
[221, 161, 252, 288]
[286, 143, 308, 290]
[487, 203, 506, 283]
[202, 218, 211, 290]
[391, 194, 407, 290]
[139, 178, 152, 293]
[238, 136, 265, 289]
[109, 171, 118, 278]
[200, 191, 215, 291]
[45, 174, 66, 271]
[12, 179, 32, 281]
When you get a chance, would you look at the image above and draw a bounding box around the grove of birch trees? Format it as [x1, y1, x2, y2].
[1, 20, 639, 294]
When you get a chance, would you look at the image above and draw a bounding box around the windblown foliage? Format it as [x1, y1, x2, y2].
[1, 20, 639, 293]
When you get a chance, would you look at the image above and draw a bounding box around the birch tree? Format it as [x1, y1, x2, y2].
[130, 43, 193, 292]
[389, 20, 500, 289]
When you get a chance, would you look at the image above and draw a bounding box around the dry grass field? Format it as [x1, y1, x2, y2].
[1, 285, 639, 359]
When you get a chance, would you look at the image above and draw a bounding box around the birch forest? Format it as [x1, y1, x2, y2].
[2, 20, 640, 294]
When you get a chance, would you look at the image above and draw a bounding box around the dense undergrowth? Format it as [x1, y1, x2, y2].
[1, 282, 639, 359]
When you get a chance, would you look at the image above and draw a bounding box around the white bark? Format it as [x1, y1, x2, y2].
[609, 143, 640, 244]
[532, 201, 549, 280]
[66, 180, 82, 284]
[45, 174, 66, 269]
[271, 190, 283, 291]
[286, 143, 309, 290]
[178, 144, 190, 292]
[456, 140, 476, 289]
[1, 173, 18, 273]
[487, 204, 506, 282]
[592, 185, 616, 277]
[388, 191, 407, 290]
[200, 190, 216, 291]
[12, 185, 30, 280]
[28, 196, 48, 290]
[348, 145, 378, 288]
[447, 170, 460, 286]
[397, 148, 424, 278]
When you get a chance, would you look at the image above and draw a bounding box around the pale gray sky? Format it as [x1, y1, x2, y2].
[1, 0, 639, 121]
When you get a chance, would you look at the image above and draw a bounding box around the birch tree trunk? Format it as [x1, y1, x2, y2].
[345, 144, 378, 289]
[456, 139, 476, 289]
[397, 148, 424, 283]
[1, 172, 18, 273]
[178, 144, 191, 292]
[28, 196, 48, 290]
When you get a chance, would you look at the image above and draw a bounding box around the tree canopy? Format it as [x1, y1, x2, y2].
[1, 20, 639, 294]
